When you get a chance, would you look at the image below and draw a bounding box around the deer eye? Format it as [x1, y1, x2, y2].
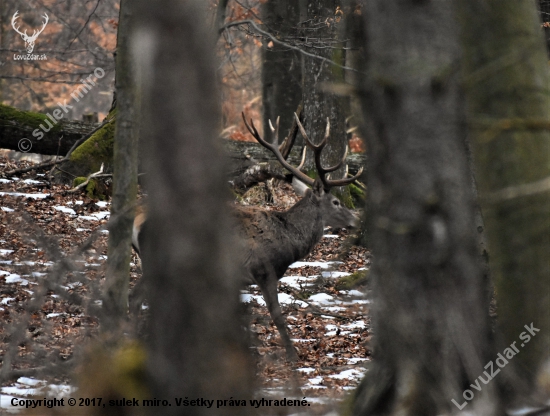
[332, 200, 340, 206]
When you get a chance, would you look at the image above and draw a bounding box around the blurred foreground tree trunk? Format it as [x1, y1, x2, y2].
[457, 0, 550, 406]
[133, 0, 253, 413]
[352, 1, 498, 414]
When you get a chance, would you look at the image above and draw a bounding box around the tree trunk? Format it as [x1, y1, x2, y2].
[299, 1, 352, 203]
[261, 0, 302, 141]
[103, 0, 139, 328]
[133, 0, 253, 412]
[456, 0, 550, 404]
[352, 1, 498, 414]
[538, 0, 550, 55]
[0, 104, 365, 179]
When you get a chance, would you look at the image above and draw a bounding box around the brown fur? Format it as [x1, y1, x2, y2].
[132, 179, 357, 361]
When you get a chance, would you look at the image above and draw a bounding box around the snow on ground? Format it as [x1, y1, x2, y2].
[0, 163, 371, 414]
[0, 378, 75, 414]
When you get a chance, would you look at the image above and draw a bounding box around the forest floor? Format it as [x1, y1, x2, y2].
[0, 155, 371, 415]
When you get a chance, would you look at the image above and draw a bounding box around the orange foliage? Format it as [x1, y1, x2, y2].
[349, 134, 366, 154]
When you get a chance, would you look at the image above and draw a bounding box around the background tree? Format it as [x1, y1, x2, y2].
[103, 0, 138, 329]
[261, 0, 302, 141]
[298, 1, 352, 204]
[133, 0, 253, 412]
[352, 1, 497, 414]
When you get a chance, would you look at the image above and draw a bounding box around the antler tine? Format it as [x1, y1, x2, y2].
[319, 144, 349, 175]
[296, 146, 307, 171]
[293, 112, 329, 184]
[325, 166, 364, 187]
[274, 116, 280, 145]
[268, 116, 281, 145]
[323, 117, 330, 143]
[242, 112, 315, 186]
[292, 112, 362, 188]
[294, 112, 328, 152]
[278, 105, 302, 159]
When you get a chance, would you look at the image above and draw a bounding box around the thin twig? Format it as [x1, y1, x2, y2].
[66, 163, 105, 193]
[220, 20, 362, 74]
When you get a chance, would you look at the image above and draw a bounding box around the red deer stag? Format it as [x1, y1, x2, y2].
[234, 113, 362, 360]
[132, 112, 362, 361]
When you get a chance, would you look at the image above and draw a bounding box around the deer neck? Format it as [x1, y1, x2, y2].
[280, 192, 324, 258]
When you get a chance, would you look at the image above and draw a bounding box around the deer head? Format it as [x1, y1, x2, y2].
[12, 11, 48, 54]
[242, 112, 362, 230]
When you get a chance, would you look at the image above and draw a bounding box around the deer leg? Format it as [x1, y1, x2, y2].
[257, 274, 299, 362]
[129, 275, 145, 317]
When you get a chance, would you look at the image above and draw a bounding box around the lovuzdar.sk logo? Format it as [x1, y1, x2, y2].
[11, 10, 48, 60]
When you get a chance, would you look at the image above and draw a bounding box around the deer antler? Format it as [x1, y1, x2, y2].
[278, 105, 303, 159]
[242, 113, 315, 186]
[242, 112, 363, 189]
[293, 113, 363, 188]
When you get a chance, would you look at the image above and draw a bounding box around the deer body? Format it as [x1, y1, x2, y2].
[235, 188, 324, 285]
[233, 179, 357, 360]
[133, 113, 362, 361]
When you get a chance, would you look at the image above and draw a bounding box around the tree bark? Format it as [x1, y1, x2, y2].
[456, 0, 550, 403]
[261, 0, 302, 141]
[352, 1, 497, 414]
[103, 0, 139, 328]
[299, 1, 353, 203]
[133, 0, 253, 412]
[0, 105, 365, 179]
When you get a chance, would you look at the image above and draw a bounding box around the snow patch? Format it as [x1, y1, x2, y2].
[288, 261, 342, 269]
[5, 274, 29, 285]
[321, 271, 350, 278]
[54, 206, 76, 215]
[329, 368, 366, 380]
[308, 293, 335, 304]
[279, 275, 317, 289]
[0, 192, 49, 199]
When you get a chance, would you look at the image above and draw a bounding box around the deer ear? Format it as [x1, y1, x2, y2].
[291, 176, 310, 196]
[312, 177, 325, 196]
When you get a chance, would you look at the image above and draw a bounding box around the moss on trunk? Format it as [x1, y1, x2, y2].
[56, 112, 116, 183]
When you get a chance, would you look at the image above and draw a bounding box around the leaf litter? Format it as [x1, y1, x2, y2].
[0, 158, 371, 414]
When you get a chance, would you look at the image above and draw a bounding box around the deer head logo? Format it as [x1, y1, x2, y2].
[11, 11, 48, 54]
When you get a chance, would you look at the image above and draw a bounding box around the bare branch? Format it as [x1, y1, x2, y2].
[221, 20, 362, 74]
